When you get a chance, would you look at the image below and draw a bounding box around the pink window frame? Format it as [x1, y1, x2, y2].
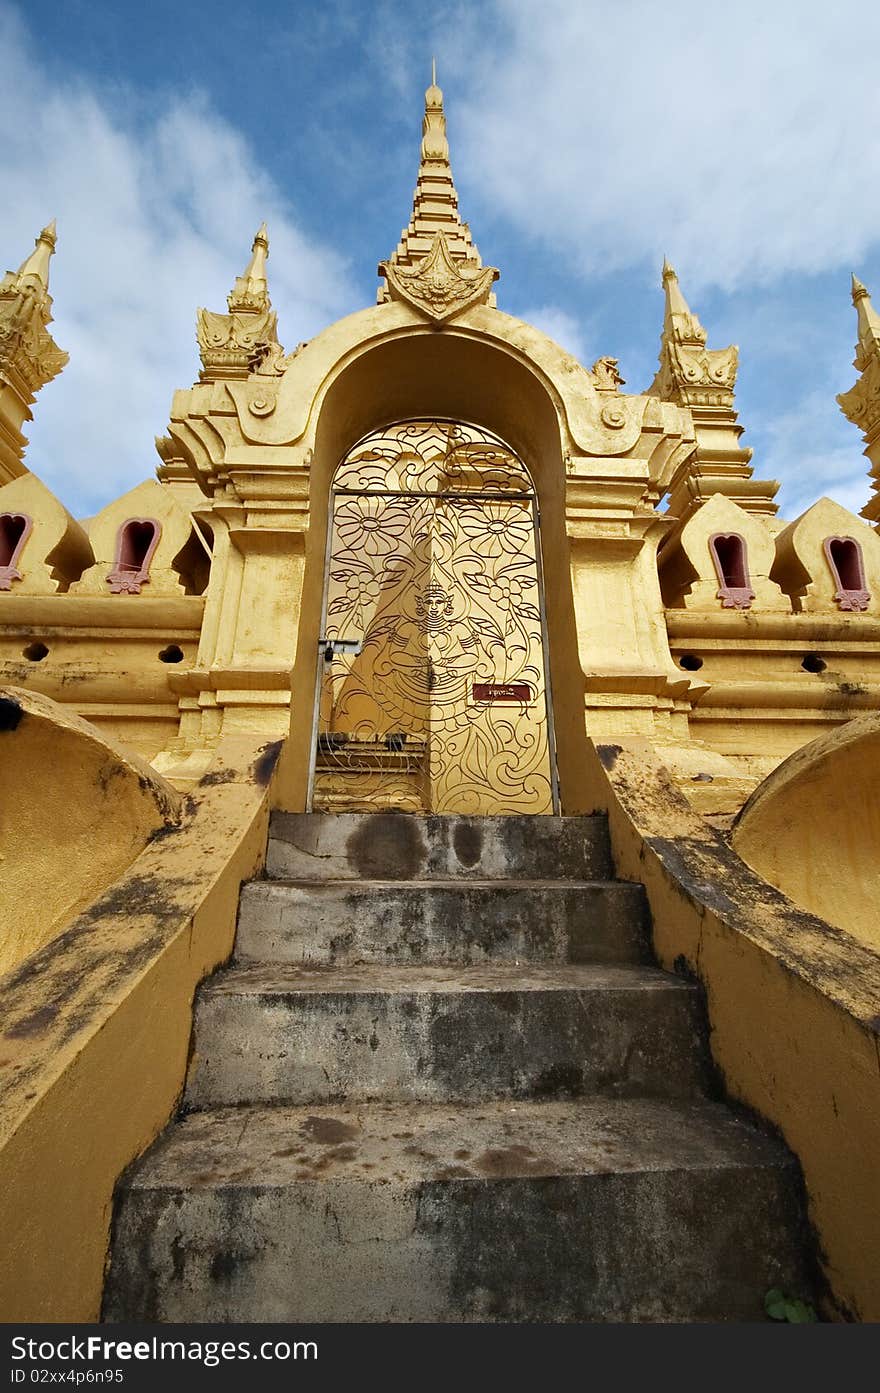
[823, 535, 870, 612]
[0, 512, 33, 590]
[106, 517, 162, 594]
[708, 531, 755, 609]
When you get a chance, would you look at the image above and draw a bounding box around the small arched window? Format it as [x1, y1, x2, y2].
[107, 518, 162, 594]
[0, 513, 33, 590]
[709, 532, 755, 609]
[823, 536, 870, 612]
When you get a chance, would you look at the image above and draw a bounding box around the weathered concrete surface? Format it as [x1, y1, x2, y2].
[185, 963, 707, 1109]
[590, 736, 880, 1319]
[732, 711, 880, 951]
[236, 878, 649, 966]
[267, 812, 611, 882]
[105, 803, 814, 1323]
[0, 684, 180, 974]
[104, 1097, 808, 1323]
[0, 734, 277, 1322]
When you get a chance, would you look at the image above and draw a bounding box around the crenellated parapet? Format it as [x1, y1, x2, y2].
[0, 222, 68, 484]
[838, 275, 880, 528]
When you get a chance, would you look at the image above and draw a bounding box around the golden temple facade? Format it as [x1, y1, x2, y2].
[2, 76, 880, 1324]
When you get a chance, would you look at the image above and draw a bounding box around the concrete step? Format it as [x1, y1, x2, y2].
[266, 812, 611, 882]
[103, 1096, 809, 1323]
[185, 963, 708, 1110]
[236, 878, 650, 967]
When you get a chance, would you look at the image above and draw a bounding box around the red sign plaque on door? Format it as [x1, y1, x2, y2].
[471, 682, 534, 704]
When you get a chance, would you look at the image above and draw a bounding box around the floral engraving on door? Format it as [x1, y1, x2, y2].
[314, 420, 555, 814]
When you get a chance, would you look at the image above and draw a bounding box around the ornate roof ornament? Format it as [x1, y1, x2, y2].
[838, 275, 880, 526]
[0, 221, 69, 482]
[648, 260, 738, 407]
[227, 223, 270, 313]
[380, 230, 498, 324]
[379, 66, 498, 321]
[196, 224, 282, 379]
[648, 260, 777, 526]
[0, 221, 69, 400]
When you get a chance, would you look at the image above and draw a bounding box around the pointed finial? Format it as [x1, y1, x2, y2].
[659, 256, 703, 338]
[848, 273, 880, 371]
[852, 273, 869, 304]
[13, 220, 59, 292]
[421, 67, 448, 160]
[381, 59, 491, 284]
[227, 223, 271, 313]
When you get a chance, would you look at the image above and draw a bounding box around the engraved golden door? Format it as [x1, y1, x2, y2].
[309, 420, 558, 814]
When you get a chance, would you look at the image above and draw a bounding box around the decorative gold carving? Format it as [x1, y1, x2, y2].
[380, 69, 498, 315]
[591, 357, 625, 392]
[0, 222, 68, 400]
[649, 260, 777, 523]
[248, 392, 277, 417]
[838, 276, 880, 527]
[649, 261, 738, 406]
[196, 306, 279, 378]
[380, 231, 498, 325]
[600, 403, 627, 430]
[196, 226, 284, 380]
[315, 419, 554, 814]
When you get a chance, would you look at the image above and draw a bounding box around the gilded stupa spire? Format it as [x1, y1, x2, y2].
[838, 275, 880, 527]
[385, 65, 486, 272]
[649, 259, 778, 522]
[0, 221, 69, 482]
[379, 66, 498, 323]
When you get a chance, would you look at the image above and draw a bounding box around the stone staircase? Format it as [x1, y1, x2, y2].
[104, 812, 811, 1322]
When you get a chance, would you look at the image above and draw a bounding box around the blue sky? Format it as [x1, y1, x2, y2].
[2, 0, 879, 521]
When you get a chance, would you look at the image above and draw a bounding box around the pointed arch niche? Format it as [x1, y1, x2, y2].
[283, 330, 592, 811]
[0, 513, 32, 589]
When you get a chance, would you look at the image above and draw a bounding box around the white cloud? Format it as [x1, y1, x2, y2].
[516, 304, 591, 363]
[456, 0, 880, 291]
[0, 6, 356, 516]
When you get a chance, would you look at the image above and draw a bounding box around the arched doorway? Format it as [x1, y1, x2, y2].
[308, 419, 559, 814]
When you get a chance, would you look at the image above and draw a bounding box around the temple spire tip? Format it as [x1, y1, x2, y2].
[227, 222, 271, 313]
[13, 219, 59, 291]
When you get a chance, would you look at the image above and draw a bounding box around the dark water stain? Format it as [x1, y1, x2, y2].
[596, 743, 622, 771]
[452, 820, 483, 869]
[300, 1116, 359, 1145]
[252, 740, 284, 787]
[5, 1003, 59, 1037]
[346, 813, 428, 880]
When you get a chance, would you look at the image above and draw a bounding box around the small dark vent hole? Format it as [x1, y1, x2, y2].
[23, 642, 48, 662]
[802, 654, 826, 674]
[159, 644, 184, 664]
[679, 654, 703, 671]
